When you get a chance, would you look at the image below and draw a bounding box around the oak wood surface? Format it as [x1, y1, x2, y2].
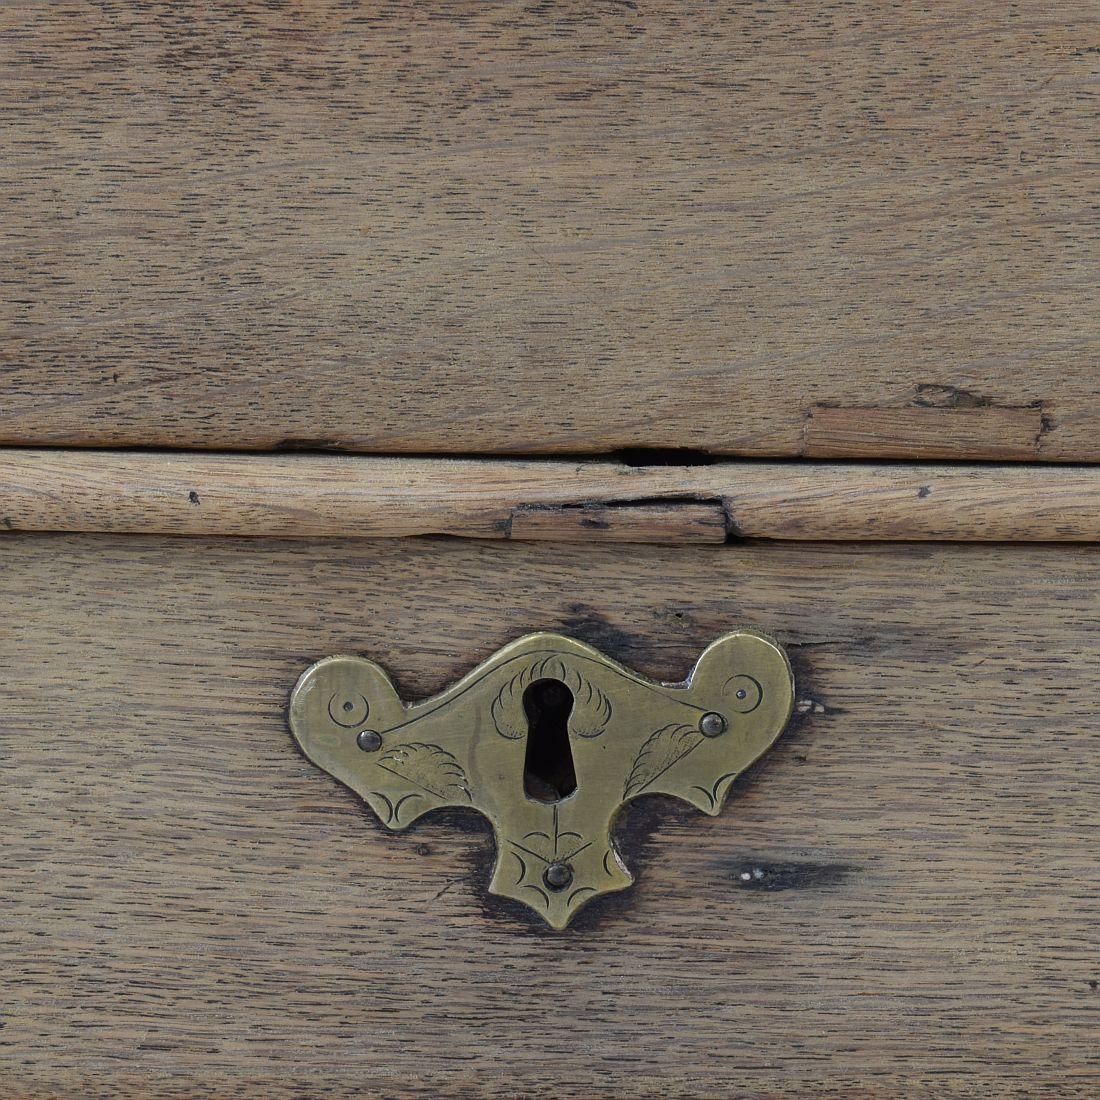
[803, 404, 1049, 461]
[2, 534, 1098, 1097]
[2, 3, 1099, 460]
[6, 448, 1100, 543]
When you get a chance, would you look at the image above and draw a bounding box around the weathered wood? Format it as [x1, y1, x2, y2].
[6, 449, 1100, 543]
[2, 3, 1098, 460]
[1, 534, 1098, 1096]
[804, 404, 1048, 460]
[507, 500, 727, 544]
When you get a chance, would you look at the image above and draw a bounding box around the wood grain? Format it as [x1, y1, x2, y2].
[6, 449, 1100, 543]
[804, 404, 1048, 460]
[507, 499, 727, 544]
[2, 3, 1099, 459]
[1, 534, 1098, 1096]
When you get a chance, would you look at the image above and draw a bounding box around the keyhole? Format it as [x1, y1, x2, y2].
[522, 679, 577, 803]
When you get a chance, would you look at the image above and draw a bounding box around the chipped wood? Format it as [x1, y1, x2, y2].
[507, 501, 727, 545]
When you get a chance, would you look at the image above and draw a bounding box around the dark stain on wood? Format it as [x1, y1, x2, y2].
[728, 856, 858, 892]
[558, 604, 652, 660]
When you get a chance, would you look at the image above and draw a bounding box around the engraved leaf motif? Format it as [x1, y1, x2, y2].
[491, 670, 530, 739]
[492, 656, 613, 740]
[377, 742, 471, 801]
[623, 724, 704, 798]
[568, 673, 612, 739]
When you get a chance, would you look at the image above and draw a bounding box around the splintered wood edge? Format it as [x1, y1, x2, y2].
[3, 449, 1100, 544]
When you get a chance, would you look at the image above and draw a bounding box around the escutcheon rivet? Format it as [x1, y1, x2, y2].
[356, 729, 382, 752]
[544, 862, 574, 891]
[699, 712, 727, 737]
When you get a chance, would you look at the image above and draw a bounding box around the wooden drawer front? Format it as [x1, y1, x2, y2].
[2, 535, 1097, 1096]
[3, 3, 1099, 461]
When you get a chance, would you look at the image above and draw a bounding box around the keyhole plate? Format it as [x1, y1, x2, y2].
[288, 631, 794, 929]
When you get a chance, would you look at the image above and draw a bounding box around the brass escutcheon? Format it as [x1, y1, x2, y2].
[289, 632, 794, 929]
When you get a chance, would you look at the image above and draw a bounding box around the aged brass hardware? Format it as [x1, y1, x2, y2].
[289, 632, 794, 929]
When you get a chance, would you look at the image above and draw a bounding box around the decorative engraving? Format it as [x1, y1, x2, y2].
[491, 655, 612, 741]
[289, 631, 794, 929]
[504, 805, 595, 913]
[378, 742, 471, 802]
[568, 670, 613, 740]
[623, 723, 704, 798]
[491, 668, 530, 740]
